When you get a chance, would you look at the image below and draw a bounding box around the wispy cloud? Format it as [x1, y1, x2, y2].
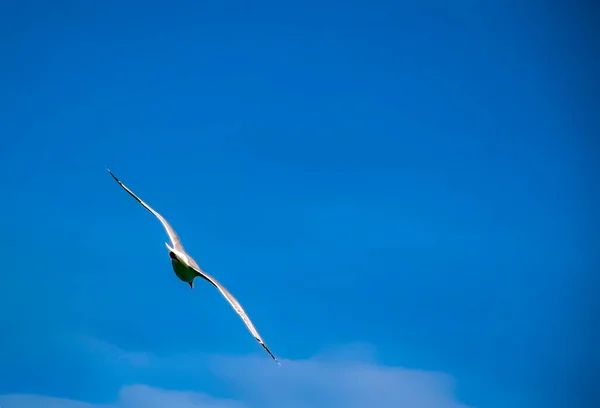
[0, 340, 470, 408]
[0, 386, 245, 408]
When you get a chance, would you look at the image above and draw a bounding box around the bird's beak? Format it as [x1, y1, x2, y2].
[188, 281, 194, 289]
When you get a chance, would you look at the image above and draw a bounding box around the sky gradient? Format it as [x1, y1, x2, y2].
[0, 1, 597, 407]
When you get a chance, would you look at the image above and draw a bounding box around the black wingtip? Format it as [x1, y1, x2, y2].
[106, 167, 119, 182]
[261, 343, 280, 366]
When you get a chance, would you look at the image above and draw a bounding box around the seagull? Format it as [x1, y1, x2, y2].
[106, 168, 280, 365]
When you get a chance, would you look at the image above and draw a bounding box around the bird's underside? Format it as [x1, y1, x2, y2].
[106, 168, 280, 365]
[170, 255, 199, 287]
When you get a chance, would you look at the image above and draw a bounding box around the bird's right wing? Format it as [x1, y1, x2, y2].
[190, 262, 280, 365]
[106, 168, 184, 251]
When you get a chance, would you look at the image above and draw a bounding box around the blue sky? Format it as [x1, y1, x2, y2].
[0, 1, 597, 407]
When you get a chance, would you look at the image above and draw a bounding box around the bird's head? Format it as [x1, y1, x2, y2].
[165, 242, 189, 265]
[165, 242, 178, 261]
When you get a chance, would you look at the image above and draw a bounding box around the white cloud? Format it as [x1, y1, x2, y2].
[210, 345, 470, 408]
[0, 386, 245, 408]
[0, 342, 471, 408]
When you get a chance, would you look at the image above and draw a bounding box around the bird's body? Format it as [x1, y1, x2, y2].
[170, 252, 198, 287]
[106, 168, 279, 365]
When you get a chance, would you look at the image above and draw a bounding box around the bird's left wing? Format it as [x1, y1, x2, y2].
[189, 261, 280, 365]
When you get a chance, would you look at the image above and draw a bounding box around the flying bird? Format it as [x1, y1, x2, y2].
[106, 168, 280, 365]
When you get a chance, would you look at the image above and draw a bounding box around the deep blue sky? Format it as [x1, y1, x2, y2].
[0, 1, 597, 407]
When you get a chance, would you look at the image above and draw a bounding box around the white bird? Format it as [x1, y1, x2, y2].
[106, 168, 280, 365]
